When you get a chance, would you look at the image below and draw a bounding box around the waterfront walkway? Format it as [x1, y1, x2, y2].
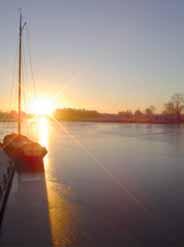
[0, 150, 14, 223]
[0, 171, 52, 247]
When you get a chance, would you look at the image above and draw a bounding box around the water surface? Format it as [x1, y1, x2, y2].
[1, 120, 184, 246]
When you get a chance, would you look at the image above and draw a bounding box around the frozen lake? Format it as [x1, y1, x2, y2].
[0, 119, 184, 246]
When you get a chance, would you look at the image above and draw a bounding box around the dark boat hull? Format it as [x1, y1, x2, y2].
[3, 133, 47, 173]
[13, 157, 45, 173]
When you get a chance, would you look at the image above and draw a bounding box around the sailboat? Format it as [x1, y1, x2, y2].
[2, 12, 47, 172]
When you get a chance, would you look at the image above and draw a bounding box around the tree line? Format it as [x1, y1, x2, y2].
[118, 93, 184, 123]
[1, 93, 184, 123]
[54, 94, 184, 123]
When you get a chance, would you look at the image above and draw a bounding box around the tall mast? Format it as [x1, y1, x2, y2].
[18, 11, 26, 135]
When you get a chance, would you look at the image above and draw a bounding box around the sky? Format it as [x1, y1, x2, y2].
[1, 0, 184, 113]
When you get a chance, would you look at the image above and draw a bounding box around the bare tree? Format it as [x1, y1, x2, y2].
[145, 105, 156, 116]
[164, 94, 184, 122]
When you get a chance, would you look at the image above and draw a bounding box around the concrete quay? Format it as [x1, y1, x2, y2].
[0, 149, 14, 224]
[0, 170, 52, 247]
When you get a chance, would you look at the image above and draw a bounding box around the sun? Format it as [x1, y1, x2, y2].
[28, 98, 55, 116]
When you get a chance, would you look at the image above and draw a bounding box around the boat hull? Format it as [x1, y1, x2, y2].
[3, 133, 47, 173]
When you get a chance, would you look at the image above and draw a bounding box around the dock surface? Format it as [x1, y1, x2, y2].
[0, 171, 52, 247]
[0, 150, 14, 223]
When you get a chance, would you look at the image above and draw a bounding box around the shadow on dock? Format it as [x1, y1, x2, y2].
[0, 164, 52, 247]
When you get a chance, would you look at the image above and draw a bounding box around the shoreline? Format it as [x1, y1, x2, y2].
[53, 118, 184, 124]
[0, 119, 184, 125]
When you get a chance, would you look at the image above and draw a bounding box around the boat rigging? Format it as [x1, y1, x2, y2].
[18, 12, 26, 135]
[2, 11, 47, 172]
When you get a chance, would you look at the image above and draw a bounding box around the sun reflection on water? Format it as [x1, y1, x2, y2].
[32, 116, 78, 246]
[37, 116, 49, 168]
[37, 116, 49, 147]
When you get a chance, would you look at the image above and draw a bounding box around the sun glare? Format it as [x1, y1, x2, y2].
[28, 98, 55, 116]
